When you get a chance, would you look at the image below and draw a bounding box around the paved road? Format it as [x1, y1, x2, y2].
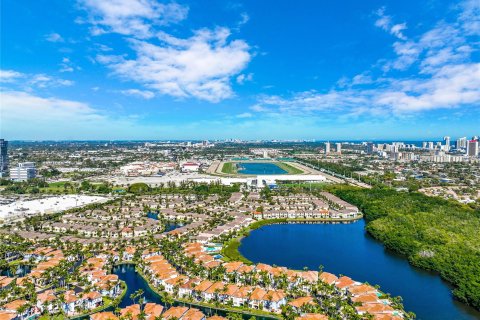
[295, 160, 371, 188]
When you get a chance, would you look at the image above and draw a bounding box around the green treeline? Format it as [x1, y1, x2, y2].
[326, 185, 480, 310]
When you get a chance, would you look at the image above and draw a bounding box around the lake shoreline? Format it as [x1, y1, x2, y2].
[221, 217, 362, 264]
[237, 221, 480, 320]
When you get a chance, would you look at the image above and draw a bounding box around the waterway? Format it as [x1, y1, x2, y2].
[112, 264, 276, 319]
[238, 221, 480, 320]
[237, 162, 287, 175]
[147, 212, 184, 232]
[0, 264, 31, 277]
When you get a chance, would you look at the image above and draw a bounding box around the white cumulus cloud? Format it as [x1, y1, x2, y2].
[121, 88, 155, 99]
[98, 27, 251, 102]
[79, 0, 189, 38]
[375, 7, 407, 40]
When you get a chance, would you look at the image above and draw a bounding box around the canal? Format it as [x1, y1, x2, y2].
[146, 212, 185, 232]
[112, 264, 277, 320]
[0, 264, 31, 277]
[238, 220, 480, 320]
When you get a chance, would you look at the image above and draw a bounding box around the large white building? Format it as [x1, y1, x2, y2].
[10, 162, 36, 181]
[324, 142, 330, 154]
[443, 136, 450, 152]
[456, 137, 467, 149]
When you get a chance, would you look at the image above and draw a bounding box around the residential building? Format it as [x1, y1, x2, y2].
[366, 142, 375, 155]
[443, 136, 450, 152]
[456, 137, 467, 149]
[467, 140, 479, 157]
[336, 143, 341, 154]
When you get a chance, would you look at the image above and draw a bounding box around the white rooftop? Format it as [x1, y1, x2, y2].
[0, 195, 107, 220]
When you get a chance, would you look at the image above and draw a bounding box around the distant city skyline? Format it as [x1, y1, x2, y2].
[1, 0, 479, 140]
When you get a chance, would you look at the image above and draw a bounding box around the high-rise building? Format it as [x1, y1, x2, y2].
[456, 137, 467, 150]
[0, 139, 8, 177]
[366, 142, 375, 154]
[443, 136, 450, 152]
[428, 142, 434, 150]
[336, 142, 342, 154]
[10, 162, 36, 182]
[324, 142, 330, 154]
[422, 141, 427, 149]
[467, 140, 479, 157]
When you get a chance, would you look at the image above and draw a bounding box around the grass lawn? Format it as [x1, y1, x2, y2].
[221, 219, 288, 264]
[221, 236, 252, 264]
[280, 182, 329, 189]
[221, 162, 237, 174]
[40, 181, 76, 193]
[39, 315, 66, 320]
[276, 162, 304, 174]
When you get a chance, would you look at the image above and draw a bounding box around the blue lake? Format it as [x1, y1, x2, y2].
[239, 221, 480, 320]
[237, 162, 287, 175]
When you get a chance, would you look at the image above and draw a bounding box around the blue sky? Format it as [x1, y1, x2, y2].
[1, 0, 479, 140]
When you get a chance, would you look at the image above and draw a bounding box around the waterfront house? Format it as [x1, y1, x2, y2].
[355, 303, 397, 317]
[0, 277, 13, 291]
[264, 290, 286, 311]
[335, 276, 356, 291]
[62, 290, 85, 315]
[288, 296, 315, 310]
[90, 311, 119, 320]
[95, 274, 120, 297]
[162, 306, 189, 320]
[319, 272, 338, 285]
[230, 285, 252, 307]
[144, 303, 164, 319]
[204, 281, 226, 302]
[194, 280, 213, 301]
[182, 308, 206, 320]
[164, 275, 187, 294]
[295, 313, 329, 320]
[348, 284, 378, 297]
[36, 290, 58, 314]
[120, 304, 141, 319]
[123, 246, 136, 261]
[82, 291, 103, 311]
[222, 284, 240, 303]
[178, 278, 200, 298]
[0, 311, 16, 320]
[249, 287, 267, 309]
[3, 299, 40, 320]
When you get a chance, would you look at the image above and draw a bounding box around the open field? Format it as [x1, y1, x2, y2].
[275, 162, 304, 174]
[221, 162, 237, 174]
